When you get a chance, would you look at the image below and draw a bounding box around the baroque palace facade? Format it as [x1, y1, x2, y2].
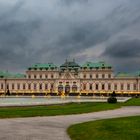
[0, 60, 140, 96]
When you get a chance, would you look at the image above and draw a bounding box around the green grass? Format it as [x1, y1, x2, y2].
[0, 98, 139, 118]
[68, 116, 140, 140]
[0, 102, 121, 118]
[123, 98, 140, 106]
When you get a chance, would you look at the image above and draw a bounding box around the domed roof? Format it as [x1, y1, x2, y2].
[60, 59, 80, 69]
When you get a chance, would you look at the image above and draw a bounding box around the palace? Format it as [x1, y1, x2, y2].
[0, 60, 140, 96]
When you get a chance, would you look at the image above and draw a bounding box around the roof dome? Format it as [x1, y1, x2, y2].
[60, 59, 80, 70]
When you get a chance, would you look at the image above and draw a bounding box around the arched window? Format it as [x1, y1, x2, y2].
[102, 84, 105, 90]
[45, 83, 48, 90]
[34, 83, 36, 90]
[72, 85, 77, 92]
[114, 84, 117, 90]
[83, 84, 86, 90]
[89, 83, 92, 90]
[28, 83, 31, 90]
[95, 84, 98, 90]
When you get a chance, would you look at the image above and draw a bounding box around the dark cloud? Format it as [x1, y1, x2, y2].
[103, 39, 140, 58]
[102, 38, 140, 72]
[0, 0, 140, 73]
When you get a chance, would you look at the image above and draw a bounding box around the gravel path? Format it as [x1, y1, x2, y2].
[0, 106, 140, 140]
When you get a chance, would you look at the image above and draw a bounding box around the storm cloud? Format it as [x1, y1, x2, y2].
[0, 0, 140, 73]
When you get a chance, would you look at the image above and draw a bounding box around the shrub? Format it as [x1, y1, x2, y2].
[107, 97, 117, 103]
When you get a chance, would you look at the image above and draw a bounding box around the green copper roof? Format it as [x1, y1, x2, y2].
[0, 71, 25, 78]
[115, 72, 134, 77]
[133, 71, 140, 77]
[82, 61, 112, 69]
[28, 63, 57, 70]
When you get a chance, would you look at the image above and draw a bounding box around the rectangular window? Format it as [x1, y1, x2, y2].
[127, 84, 130, 90]
[108, 84, 111, 90]
[108, 74, 111, 78]
[90, 74, 92, 79]
[1, 83, 3, 89]
[121, 84, 124, 90]
[17, 84, 20, 90]
[12, 83, 14, 90]
[23, 83, 26, 90]
[7, 84, 9, 89]
[133, 84, 137, 90]
[96, 74, 98, 79]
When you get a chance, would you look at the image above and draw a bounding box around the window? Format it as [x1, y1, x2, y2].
[28, 83, 31, 90]
[102, 74, 105, 79]
[23, 83, 26, 90]
[45, 75, 48, 79]
[45, 83, 48, 90]
[34, 83, 36, 90]
[108, 83, 111, 90]
[34, 75, 36, 79]
[51, 74, 54, 79]
[90, 74, 92, 79]
[95, 84, 98, 90]
[51, 83, 54, 89]
[28, 75, 31, 79]
[1, 83, 3, 89]
[108, 74, 111, 78]
[39, 84, 42, 90]
[40, 75, 42, 79]
[121, 84, 124, 90]
[89, 83, 92, 90]
[102, 84, 105, 90]
[127, 84, 130, 90]
[83, 74, 86, 79]
[83, 84, 86, 90]
[7, 84, 9, 89]
[96, 74, 98, 79]
[12, 83, 14, 90]
[133, 83, 137, 90]
[114, 84, 117, 90]
[17, 84, 20, 90]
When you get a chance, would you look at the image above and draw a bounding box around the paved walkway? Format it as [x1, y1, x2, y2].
[0, 106, 140, 140]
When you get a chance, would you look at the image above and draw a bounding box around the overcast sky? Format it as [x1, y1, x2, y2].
[0, 0, 140, 73]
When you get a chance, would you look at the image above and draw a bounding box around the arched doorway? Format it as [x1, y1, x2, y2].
[65, 85, 70, 95]
[58, 85, 63, 95]
[72, 85, 78, 92]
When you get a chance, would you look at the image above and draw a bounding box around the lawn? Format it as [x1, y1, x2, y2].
[68, 116, 140, 140]
[0, 102, 121, 118]
[0, 97, 139, 118]
[123, 98, 140, 106]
